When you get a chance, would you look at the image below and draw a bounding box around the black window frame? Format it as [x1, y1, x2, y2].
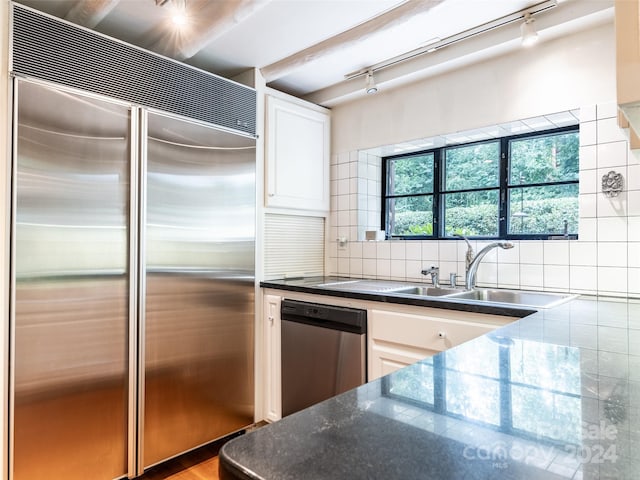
[382, 125, 580, 240]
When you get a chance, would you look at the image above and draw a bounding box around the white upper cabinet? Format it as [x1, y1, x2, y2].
[616, 0, 640, 145]
[265, 94, 330, 212]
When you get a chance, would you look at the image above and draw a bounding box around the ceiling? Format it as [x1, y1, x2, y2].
[14, 0, 614, 106]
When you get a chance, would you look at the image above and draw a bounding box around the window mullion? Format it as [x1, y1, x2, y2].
[434, 150, 441, 238]
[499, 138, 509, 238]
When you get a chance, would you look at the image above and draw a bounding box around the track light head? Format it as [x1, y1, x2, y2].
[521, 12, 538, 47]
[365, 70, 378, 94]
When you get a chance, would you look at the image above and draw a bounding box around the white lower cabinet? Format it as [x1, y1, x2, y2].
[260, 289, 517, 420]
[263, 294, 282, 422]
[368, 308, 509, 381]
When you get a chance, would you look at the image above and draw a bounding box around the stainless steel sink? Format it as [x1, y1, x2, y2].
[389, 286, 461, 296]
[446, 288, 577, 308]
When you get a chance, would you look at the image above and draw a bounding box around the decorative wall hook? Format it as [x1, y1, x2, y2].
[602, 170, 624, 197]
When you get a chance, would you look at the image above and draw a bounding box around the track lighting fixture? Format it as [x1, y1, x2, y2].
[365, 70, 378, 94]
[156, 0, 189, 27]
[521, 12, 539, 47]
[345, 0, 556, 87]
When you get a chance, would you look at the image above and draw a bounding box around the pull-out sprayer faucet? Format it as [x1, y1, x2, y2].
[465, 241, 514, 290]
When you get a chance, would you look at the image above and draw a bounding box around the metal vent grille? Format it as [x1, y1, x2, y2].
[11, 4, 256, 135]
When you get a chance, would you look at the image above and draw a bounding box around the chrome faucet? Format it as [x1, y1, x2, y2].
[421, 265, 440, 287]
[465, 242, 514, 290]
[454, 233, 475, 272]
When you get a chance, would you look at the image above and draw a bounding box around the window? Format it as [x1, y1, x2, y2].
[383, 126, 579, 239]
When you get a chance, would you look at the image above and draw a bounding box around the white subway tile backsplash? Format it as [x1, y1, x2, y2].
[628, 191, 640, 216]
[337, 210, 349, 227]
[596, 188, 627, 218]
[390, 260, 406, 279]
[439, 241, 458, 261]
[390, 241, 406, 260]
[520, 264, 544, 288]
[579, 169, 597, 194]
[498, 263, 519, 288]
[362, 241, 377, 258]
[597, 117, 627, 144]
[570, 266, 597, 292]
[597, 242, 628, 267]
[405, 241, 422, 260]
[544, 265, 569, 289]
[580, 145, 597, 170]
[349, 161, 358, 178]
[327, 256, 337, 275]
[376, 258, 391, 277]
[570, 242, 596, 266]
[337, 178, 349, 196]
[338, 162, 349, 179]
[544, 242, 569, 265]
[349, 241, 363, 259]
[422, 241, 439, 261]
[349, 178, 358, 194]
[520, 241, 543, 264]
[497, 242, 519, 264]
[476, 262, 498, 286]
[597, 141, 628, 169]
[405, 260, 423, 280]
[597, 266, 628, 294]
[628, 268, 640, 295]
[580, 105, 597, 122]
[376, 241, 391, 259]
[337, 257, 350, 275]
[580, 121, 597, 146]
[439, 261, 459, 283]
[627, 164, 640, 191]
[579, 194, 597, 218]
[628, 243, 640, 268]
[597, 216, 628, 242]
[629, 217, 640, 242]
[362, 258, 376, 277]
[578, 217, 597, 241]
[358, 178, 367, 195]
[337, 194, 349, 211]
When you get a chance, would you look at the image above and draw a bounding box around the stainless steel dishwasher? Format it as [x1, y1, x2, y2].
[281, 299, 367, 417]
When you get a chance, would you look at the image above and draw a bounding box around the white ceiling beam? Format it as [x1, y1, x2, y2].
[150, 0, 271, 61]
[260, 0, 446, 83]
[65, 0, 121, 28]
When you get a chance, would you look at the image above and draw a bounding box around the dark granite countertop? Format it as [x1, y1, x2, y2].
[220, 279, 640, 480]
[260, 276, 539, 317]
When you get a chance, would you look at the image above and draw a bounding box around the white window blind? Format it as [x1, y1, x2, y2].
[264, 214, 325, 279]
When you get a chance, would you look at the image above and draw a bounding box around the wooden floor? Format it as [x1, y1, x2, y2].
[137, 440, 223, 480]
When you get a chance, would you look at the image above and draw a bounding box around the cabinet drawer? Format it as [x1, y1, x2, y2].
[370, 309, 496, 353]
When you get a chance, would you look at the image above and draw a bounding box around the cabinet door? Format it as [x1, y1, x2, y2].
[370, 342, 433, 380]
[266, 96, 330, 211]
[263, 295, 282, 421]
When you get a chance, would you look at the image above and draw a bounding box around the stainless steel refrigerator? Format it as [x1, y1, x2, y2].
[11, 79, 255, 479]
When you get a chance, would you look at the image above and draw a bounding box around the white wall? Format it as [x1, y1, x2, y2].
[331, 22, 615, 154]
[327, 21, 640, 298]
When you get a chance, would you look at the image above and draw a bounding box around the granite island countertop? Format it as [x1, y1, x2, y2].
[220, 279, 640, 480]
